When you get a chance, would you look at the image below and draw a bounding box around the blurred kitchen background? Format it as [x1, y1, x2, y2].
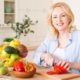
[0, 0, 80, 50]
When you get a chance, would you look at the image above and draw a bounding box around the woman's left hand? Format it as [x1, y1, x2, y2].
[57, 61, 72, 71]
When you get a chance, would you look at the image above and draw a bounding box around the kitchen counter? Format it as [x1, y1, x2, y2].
[0, 51, 80, 80]
[1, 66, 80, 80]
[27, 46, 38, 51]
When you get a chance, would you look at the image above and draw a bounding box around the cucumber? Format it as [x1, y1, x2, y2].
[4, 46, 19, 54]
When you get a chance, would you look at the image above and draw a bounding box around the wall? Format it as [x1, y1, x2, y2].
[15, 0, 52, 47]
[0, 0, 80, 47]
[15, 0, 80, 47]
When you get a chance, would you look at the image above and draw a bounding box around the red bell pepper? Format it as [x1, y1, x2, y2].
[25, 63, 36, 72]
[13, 61, 25, 72]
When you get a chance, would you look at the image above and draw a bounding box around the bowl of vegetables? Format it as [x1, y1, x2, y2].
[13, 61, 36, 78]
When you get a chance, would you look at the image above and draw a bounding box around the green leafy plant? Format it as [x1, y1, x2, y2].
[10, 15, 38, 39]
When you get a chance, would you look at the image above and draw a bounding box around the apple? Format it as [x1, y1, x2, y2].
[9, 39, 20, 48]
[0, 67, 8, 75]
[4, 58, 15, 67]
[0, 62, 4, 67]
[1, 50, 10, 60]
[4, 54, 20, 67]
[10, 53, 20, 61]
[19, 52, 28, 58]
[17, 44, 28, 58]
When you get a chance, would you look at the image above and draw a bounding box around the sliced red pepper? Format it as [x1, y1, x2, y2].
[47, 65, 68, 75]
[47, 70, 59, 75]
[54, 65, 67, 74]
[60, 66, 67, 73]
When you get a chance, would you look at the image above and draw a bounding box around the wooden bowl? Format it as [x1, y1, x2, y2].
[13, 70, 36, 78]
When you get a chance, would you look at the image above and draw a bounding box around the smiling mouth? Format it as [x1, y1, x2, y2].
[57, 23, 64, 26]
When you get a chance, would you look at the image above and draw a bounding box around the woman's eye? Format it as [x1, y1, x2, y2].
[53, 16, 57, 19]
[62, 14, 66, 17]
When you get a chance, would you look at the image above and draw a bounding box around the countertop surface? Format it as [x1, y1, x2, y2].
[1, 66, 80, 80]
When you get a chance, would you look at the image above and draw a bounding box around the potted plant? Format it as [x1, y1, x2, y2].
[3, 15, 38, 42]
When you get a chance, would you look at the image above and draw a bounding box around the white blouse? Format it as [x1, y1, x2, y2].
[54, 48, 65, 60]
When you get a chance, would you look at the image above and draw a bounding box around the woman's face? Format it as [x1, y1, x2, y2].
[52, 7, 70, 32]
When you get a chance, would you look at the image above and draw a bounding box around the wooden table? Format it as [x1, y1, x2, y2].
[0, 66, 80, 80]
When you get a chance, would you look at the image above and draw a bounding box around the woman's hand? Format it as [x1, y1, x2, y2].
[40, 53, 55, 66]
[57, 61, 72, 71]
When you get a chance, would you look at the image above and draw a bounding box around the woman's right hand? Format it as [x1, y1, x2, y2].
[40, 53, 55, 66]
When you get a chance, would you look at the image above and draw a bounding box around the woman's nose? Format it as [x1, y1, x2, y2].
[57, 17, 62, 22]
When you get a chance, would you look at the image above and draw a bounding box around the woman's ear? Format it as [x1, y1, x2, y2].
[68, 18, 71, 24]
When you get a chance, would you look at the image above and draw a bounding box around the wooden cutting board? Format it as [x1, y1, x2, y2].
[37, 67, 80, 80]
[42, 73, 80, 80]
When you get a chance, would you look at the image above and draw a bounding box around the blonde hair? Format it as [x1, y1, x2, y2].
[48, 2, 75, 38]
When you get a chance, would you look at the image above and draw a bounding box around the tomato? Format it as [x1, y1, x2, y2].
[13, 61, 25, 72]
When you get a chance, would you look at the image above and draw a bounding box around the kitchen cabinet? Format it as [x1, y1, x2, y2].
[4, 0, 15, 23]
[0, 0, 15, 24]
[0, 0, 4, 24]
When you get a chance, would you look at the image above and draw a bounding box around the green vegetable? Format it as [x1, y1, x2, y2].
[4, 46, 20, 54]
[3, 38, 14, 42]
